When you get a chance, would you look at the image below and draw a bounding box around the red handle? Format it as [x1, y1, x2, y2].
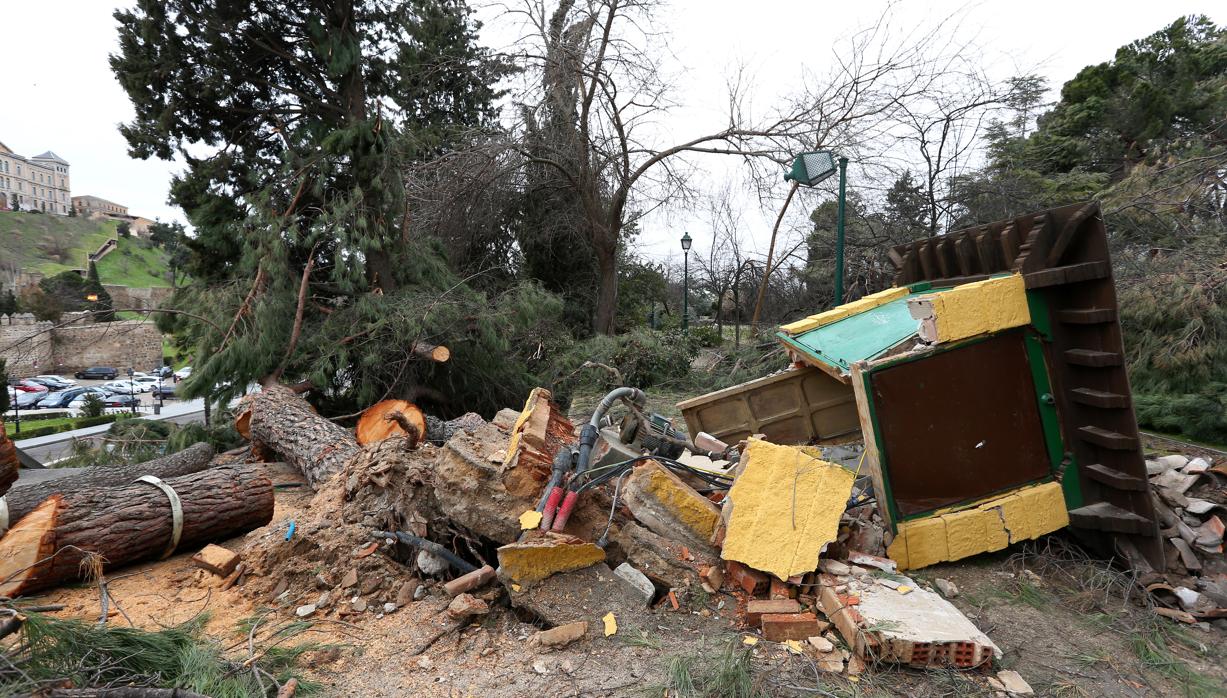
[539, 486, 565, 530]
[551, 491, 580, 532]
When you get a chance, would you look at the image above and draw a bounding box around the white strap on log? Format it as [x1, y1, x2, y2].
[134, 475, 183, 559]
[0, 496, 7, 536]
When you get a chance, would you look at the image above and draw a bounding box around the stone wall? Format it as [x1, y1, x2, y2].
[103, 284, 173, 310]
[0, 314, 162, 377]
[0, 314, 53, 376]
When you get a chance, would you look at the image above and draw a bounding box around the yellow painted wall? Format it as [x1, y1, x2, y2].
[911, 274, 1029, 344]
[780, 287, 910, 336]
[886, 481, 1070, 570]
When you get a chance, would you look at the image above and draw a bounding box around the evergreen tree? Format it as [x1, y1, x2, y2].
[112, 1, 553, 415]
[0, 289, 17, 316]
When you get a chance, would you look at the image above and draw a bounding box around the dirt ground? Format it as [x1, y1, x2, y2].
[26, 476, 1224, 698]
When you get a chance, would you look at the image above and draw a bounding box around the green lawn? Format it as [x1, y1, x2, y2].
[5, 415, 75, 436]
[96, 236, 172, 287]
[0, 211, 118, 276]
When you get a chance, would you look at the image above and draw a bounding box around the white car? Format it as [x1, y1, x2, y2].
[101, 380, 148, 395]
[131, 375, 161, 389]
[66, 387, 113, 408]
[35, 374, 76, 386]
[173, 366, 193, 379]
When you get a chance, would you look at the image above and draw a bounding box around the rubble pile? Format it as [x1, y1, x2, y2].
[1143, 451, 1227, 622]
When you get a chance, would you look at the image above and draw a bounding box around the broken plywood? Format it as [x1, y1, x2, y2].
[721, 439, 854, 580]
[908, 274, 1029, 344]
[818, 573, 1000, 669]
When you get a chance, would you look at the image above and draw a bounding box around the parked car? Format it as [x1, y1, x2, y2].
[37, 386, 93, 409]
[152, 383, 179, 399]
[100, 393, 140, 408]
[34, 375, 76, 388]
[101, 380, 148, 395]
[11, 380, 48, 393]
[65, 388, 114, 408]
[26, 377, 69, 391]
[75, 366, 119, 380]
[131, 375, 161, 389]
[150, 366, 174, 378]
[173, 366, 192, 380]
[8, 387, 44, 409]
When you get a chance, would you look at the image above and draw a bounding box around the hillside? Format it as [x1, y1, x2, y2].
[0, 211, 170, 287]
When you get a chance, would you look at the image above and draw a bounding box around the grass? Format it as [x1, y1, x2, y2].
[646, 639, 766, 698]
[5, 415, 75, 436]
[95, 235, 172, 287]
[618, 628, 664, 650]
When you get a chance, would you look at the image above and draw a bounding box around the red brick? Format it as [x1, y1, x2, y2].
[745, 599, 801, 626]
[769, 577, 794, 600]
[761, 612, 822, 642]
[443, 565, 495, 597]
[725, 561, 768, 596]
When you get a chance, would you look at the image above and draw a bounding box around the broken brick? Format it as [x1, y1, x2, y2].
[769, 577, 793, 600]
[725, 561, 768, 596]
[761, 612, 823, 642]
[191, 544, 240, 577]
[745, 599, 801, 626]
[443, 565, 496, 597]
[447, 593, 489, 618]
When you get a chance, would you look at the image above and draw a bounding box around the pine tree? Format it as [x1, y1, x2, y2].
[112, 1, 552, 415]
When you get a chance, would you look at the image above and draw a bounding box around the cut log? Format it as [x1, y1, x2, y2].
[0, 463, 273, 596]
[0, 421, 18, 497]
[1, 442, 216, 526]
[235, 408, 252, 439]
[356, 400, 426, 447]
[503, 387, 575, 478]
[411, 341, 450, 363]
[247, 384, 360, 488]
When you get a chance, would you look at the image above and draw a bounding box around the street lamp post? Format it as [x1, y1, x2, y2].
[680, 232, 693, 331]
[785, 151, 849, 304]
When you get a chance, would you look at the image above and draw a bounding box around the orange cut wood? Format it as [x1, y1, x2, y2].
[0, 496, 63, 597]
[356, 400, 426, 446]
[235, 409, 252, 439]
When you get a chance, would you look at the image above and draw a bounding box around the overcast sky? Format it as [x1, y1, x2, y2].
[3, 0, 1220, 266]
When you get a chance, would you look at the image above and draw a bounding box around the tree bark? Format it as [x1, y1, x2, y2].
[2, 442, 216, 525]
[0, 464, 273, 597]
[247, 385, 360, 489]
[593, 242, 618, 335]
[410, 342, 450, 363]
[0, 422, 19, 498]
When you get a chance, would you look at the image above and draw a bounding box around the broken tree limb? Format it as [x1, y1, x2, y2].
[410, 341, 450, 363]
[1, 442, 217, 526]
[0, 422, 19, 498]
[0, 464, 274, 597]
[246, 385, 360, 488]
[356, 400, 425, 447]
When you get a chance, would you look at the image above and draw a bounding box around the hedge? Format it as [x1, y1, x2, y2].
[8, 414, 121, 439]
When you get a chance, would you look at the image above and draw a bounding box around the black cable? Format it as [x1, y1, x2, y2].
[370, 530, 478, 574]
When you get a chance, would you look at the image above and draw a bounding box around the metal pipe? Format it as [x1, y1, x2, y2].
[371, 530, 477, 574]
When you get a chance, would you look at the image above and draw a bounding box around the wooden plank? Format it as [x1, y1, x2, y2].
[1078, 425, 1137, 450]
[1084, 463, 1147, 491]
[998, 222, 1020, 268]
[1068, 502, 1151, 535]
[1045, 202, 1097, 267]
[1056, 308, 1116, 324]
[1023, 261, 1111, 289]
[954, 236, 976, 276]
[935, 239, 954, 277]
[1071, 388, 1130, 409]
[974, 230, 998, 272]
[1064, 349, 1122, 367]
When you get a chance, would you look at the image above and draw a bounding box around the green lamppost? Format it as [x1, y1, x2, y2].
[680, 232, 693, 331]
[786, 151, 849, 304]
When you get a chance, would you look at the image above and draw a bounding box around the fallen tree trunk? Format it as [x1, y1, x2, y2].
[0, 463, 273, 596]
[247, 385, 359, 488]
[38, 689, 212, 698]
[0, 422, 18, 498]
[356, 400, 425, 446]
[1, 442, 216, 526]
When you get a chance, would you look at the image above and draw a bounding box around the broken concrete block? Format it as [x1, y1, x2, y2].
[443, 565, 496, 597]
[506, 563, 649, 632]
[623, 460, 721, 554]
[722, 439, 854, 580]
[493, 407, 521, 430]
[818, 559, 851, 576]
[807, 635, 834, 653]
[761, 612, 823, 642]
[935, 578, 959, 598]
[497, 533, 605, 587]
[908, 273, 1029, 344]
[531, 621, 588, 648]
[995, 670, 1033, 695]
[1185, 457, 1210, 474]
[1153, 469, 1199, 495]
[612, 522, 715, 590]
[295, 603, 316, 617]
[191, 544, 240, 577]
[817, 573, 999, 669]
[848, 551, 897, 573]
[745, 599, 802, 626]
[1145, 460, 1165, 476]
[1156, 454, 1189, 471]
[613, 563, 655, 604]
[447, 593, 489, 618]
[1186, 499, 1217, 515]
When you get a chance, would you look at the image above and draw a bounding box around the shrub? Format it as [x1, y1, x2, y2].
[549, 328, 701, 401]
[80, 393, 105, 418]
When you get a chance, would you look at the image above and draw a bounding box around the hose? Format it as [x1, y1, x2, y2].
[371, 530, 478, 574]
[551, 387, 646, 532]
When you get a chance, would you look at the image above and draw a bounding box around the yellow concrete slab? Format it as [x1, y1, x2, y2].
[909, 274, 1029, 344]
[780, 287, 910, 335]
[721, 439, 855, 580]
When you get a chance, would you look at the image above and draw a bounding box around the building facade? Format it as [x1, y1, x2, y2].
[0, 140, 71, 214]
[72, 194, 129, 217]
